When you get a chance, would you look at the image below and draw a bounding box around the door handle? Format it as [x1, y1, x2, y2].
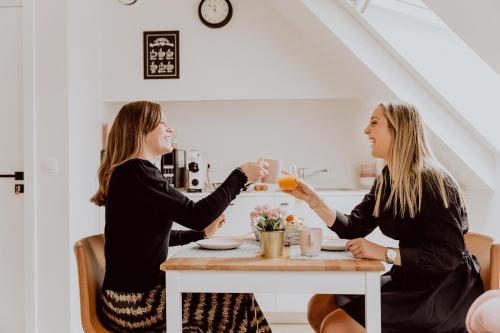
[0, 171, 23, 180]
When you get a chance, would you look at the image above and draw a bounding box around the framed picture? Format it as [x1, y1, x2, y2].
[143, 31, 179, 79]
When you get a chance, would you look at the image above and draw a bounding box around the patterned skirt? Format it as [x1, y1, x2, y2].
[99, 285, 272, 333]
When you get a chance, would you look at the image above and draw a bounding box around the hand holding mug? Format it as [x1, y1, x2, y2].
[240, 159, 269, 182]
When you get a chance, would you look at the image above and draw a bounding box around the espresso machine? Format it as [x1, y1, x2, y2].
[187, 149, 204, 192]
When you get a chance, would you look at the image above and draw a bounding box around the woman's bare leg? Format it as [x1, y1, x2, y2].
[320, 308, 364, 333]
[307, 294, 338, 333]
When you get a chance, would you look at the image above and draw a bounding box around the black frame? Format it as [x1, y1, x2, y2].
[143, 31, 179, 79]
[198, 0, 233, 29]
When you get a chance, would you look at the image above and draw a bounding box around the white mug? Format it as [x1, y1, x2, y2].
[298, 228, 322, 257]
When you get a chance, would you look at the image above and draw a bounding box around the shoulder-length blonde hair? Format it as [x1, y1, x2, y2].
[373, 102, 465, 218]
[91, 101, 162, 206]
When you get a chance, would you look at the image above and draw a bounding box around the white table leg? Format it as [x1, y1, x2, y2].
[165, 271, 182, 333]
[365, 272, 381, 333]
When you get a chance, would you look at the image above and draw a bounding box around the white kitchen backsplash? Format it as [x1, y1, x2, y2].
[105, 99, 378, 189]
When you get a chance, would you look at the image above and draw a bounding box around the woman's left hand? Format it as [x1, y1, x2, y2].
[204, 214, 226, 238]
[346, 238, 386, 260]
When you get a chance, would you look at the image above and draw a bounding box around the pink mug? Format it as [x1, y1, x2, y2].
[299, 228, 323, 257]
[261, 159, 282, 184]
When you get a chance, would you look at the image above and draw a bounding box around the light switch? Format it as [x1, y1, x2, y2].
[41, 159, 59, 174]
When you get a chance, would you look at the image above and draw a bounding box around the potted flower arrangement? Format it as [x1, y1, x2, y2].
[250, 205, 286, 258]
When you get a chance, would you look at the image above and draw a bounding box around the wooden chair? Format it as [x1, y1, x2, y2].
[464, 232, 500, 290]
[74, 234, 113, 333]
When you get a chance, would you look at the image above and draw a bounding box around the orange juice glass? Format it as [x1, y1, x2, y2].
[278, 174, 298, 191]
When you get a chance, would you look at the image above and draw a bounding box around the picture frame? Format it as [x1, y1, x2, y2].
[143, 31, 179, 79]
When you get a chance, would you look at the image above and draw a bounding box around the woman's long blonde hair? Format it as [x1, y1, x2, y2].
[373, 102, 465, 218]
[91, 101, 162, 206]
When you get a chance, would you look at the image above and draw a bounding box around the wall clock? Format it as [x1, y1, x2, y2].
[118, 0, 138, 5]
[198, 0, 233, 29]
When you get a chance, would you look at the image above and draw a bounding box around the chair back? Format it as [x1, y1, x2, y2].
[464, 232, 500, 290]
[74, 234, 112, 333]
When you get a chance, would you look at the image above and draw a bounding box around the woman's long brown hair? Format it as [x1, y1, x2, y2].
[90, 101, 162, 206]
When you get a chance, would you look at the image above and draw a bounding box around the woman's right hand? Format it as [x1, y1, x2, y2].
[282, 175, 321, 207]
[239, 159, 269, 182]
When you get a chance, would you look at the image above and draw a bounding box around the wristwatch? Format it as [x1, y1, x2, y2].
[385, 247, 397, 264]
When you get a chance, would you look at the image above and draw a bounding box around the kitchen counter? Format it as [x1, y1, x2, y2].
[179, 187, 369, 198]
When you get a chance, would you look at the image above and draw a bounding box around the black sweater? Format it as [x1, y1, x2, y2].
[102, 159, 247, 292]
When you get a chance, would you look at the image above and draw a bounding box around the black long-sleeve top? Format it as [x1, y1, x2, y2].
[102, 159, 247, 292]
[330, 167, 483, 332]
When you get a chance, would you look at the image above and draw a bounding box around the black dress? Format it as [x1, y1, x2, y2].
[331, 168, 483, 333]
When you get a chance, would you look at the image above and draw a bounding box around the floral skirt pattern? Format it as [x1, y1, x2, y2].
[99, 285, 272, 333]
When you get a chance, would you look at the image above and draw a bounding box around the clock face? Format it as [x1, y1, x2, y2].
[199, 0, 233, 28]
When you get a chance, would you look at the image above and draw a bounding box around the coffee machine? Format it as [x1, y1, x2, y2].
[187, 149, 204, 192]
[160, 149, 186, 188]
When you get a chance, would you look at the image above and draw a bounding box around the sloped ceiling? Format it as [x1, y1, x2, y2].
[269, 0, 496, 190]
[424, 0, 500, 76]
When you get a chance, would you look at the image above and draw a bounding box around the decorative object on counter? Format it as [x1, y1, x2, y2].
[358, 162, 377, 188]
[198, 0, 233, 29]
[143, 31, 179, 79]
[250, 205, 286, 258]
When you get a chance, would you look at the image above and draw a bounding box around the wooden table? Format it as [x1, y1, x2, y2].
[160, 247, 385, 332]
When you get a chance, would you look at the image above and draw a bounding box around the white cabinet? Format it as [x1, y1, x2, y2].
[221, 195, 275, 236]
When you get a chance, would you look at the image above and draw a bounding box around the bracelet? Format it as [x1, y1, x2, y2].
[309, 200, 323, 210]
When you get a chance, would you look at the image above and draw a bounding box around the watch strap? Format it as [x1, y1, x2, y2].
[385, 247, 395, 264]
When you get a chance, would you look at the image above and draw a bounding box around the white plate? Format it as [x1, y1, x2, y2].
[196, 239, 243, 250]
[321, 239, 348, 251]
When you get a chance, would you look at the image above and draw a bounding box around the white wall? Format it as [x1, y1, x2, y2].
[465, 158, 500, 240]
[105, 99, 377, 189]
[33, 0, 70, 331]
[0, 6, 24, 333]
[25, 0, 103, 332]
[102, 0, 368, 102]
[68, 0, 104, 332]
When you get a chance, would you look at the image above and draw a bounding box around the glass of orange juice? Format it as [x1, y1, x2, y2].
[278, 174, 298, 191]
[278, 165, 298, 191]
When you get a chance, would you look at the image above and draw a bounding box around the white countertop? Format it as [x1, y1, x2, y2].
[179, 187, 369, 197]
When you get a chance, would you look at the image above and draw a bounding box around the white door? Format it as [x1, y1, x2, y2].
[0, 5, 24, 333]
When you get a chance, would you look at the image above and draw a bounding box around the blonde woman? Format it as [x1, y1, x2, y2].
[283, 102, 483, 333]
[91, 101, 272, 333]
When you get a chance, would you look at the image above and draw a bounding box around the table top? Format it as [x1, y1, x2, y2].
[161, 246, 385, 272]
